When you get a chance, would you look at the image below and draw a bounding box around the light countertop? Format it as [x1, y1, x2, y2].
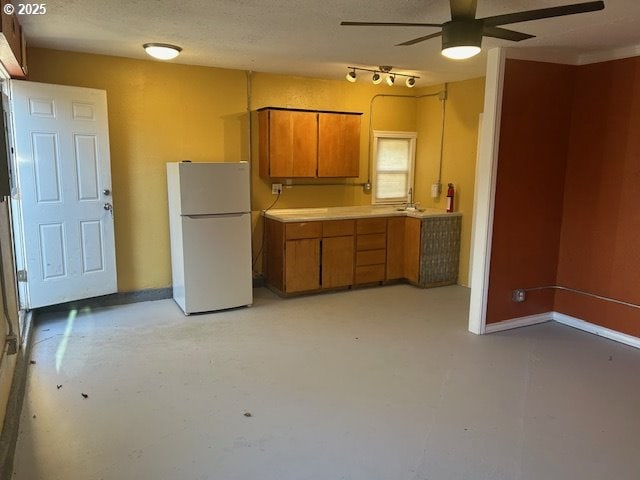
[263, 205, 461, 222]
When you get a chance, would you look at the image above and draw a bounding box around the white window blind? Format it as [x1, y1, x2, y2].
[372, 131, 416, 204]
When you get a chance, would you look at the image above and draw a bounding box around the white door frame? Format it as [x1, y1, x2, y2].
[468, 48, 506, 335]
[1, 81, 28, 311]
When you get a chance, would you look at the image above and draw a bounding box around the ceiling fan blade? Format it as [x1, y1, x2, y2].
[450, 0, 478, 20]
[396, 31, 443, 46]
[341, 21, 443, 27]
[482, 1, 605, 27]
[482, 26, 535, 42]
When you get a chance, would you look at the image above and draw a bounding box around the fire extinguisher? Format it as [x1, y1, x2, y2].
[446, 183, 455, 212]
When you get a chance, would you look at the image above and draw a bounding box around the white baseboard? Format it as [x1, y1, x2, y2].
[552, 312, 640, 350]
[484, 312, 552, 333]
[483, 311, 640, 350]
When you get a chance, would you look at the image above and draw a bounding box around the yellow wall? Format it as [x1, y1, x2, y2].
[27, 47, 483, 290]
[414, 78, 486, 285]
[27, 48, 248, 291]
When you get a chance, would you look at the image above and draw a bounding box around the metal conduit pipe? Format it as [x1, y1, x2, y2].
[367, 88, 447, 195]
[519, 285, 640, 310]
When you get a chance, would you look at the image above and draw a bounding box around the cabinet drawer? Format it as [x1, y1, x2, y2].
[356, 233, 386, 251]
[356, 249, 386, 266]
[356, 218, 387, 234]
[355, 264, 385, 284]
[285, 221, 322, 240]
[323, 220, 355, 237]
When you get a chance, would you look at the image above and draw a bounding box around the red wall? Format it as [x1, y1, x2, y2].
[555, 57, 640, 337]
[487, 56, 640, 338]
[486, 60, 575, 323]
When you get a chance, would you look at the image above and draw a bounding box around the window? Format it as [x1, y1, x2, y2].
[372, 131, 417, 204]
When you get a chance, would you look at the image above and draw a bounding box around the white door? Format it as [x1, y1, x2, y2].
[10, 80, 116, 309]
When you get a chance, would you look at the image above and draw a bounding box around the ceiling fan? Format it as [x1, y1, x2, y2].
[341, 0, 605, 59]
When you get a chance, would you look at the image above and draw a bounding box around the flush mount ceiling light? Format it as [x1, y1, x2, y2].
[143, 43, 182, 60]
[345, 66, 419, 87]
[341, 0, 605, 61]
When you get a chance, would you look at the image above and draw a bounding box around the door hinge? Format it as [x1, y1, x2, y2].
[17, 269, 27, 282]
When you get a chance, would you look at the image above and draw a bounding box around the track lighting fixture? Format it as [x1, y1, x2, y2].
[345, 66, 419, 87]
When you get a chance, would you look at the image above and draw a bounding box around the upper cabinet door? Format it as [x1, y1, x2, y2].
[317, 113, 360, 178]
[263, 109, 317, 178]
[258, 108, 361, 179]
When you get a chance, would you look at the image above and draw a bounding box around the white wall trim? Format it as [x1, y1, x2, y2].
[484, 311, 640, 350]
[552, 312, 640, 350]
[484, 312, 552, 333]
[467, 47, 505, 335]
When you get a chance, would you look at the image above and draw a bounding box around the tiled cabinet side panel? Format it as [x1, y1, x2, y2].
[419, 216, 461, 286]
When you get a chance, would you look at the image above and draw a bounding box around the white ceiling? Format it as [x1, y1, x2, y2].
[21, 0, 640, 86]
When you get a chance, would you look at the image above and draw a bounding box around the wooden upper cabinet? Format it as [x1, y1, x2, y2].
[258, 107, 361, 179]
[317, 113, 360, 177]
[0, 0, 27, 78]
[259, 109, 317, 178]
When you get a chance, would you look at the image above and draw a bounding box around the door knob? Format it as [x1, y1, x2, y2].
[103, 188, 111, 196]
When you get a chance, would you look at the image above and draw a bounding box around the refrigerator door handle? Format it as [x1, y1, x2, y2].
[182, 213, 248, 219]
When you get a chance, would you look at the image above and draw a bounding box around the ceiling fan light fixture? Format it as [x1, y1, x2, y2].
[143, 43, 182, 60]
[372, 72, 382, 84]
[441, 20, 482, 60]
[441, 45, 481, 60]
[346, 69, 357, 82]
[386, 74, 395, 86]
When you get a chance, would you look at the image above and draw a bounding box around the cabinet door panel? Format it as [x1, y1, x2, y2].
[404, 217, 421, 283]
[269, 110, 317, 178]
[285, 239, 320, 292]
[322, 236, 354, 288]
[317, 113, 360, 177]
[386, 217, 405, 280]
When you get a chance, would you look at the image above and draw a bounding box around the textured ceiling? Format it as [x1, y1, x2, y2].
[20, 0, 640, 86]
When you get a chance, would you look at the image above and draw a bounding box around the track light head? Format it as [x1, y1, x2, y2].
[346, 69, 357, 82]
[386, 74, 395, 86]
[372, 72, 382, 84]
[406, 77, 416, 88]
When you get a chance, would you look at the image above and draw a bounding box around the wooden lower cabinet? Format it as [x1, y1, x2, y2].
[285, 238, 320, 293]
[264, 214, 459, 295]
[322, 236, 354, 288]
[386, 217, 405, 281]
[354, 218, 387, 284]
[265, 218, 354, 294]
[386, 216, 421, 283]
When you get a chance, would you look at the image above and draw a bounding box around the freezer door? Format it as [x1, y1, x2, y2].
[178, 162, 250, 215]
[181, 213, 253, 313]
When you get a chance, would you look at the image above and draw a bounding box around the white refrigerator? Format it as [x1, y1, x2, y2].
[167, 161, 253, 314]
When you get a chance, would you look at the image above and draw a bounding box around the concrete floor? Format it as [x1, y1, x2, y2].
[11, 285, 640, 480]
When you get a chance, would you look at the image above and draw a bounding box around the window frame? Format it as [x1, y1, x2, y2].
[371, 130, 417, 205]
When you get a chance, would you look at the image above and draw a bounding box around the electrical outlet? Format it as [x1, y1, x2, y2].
[271, 183, 283, 194]
[512, 289, 526, 302]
